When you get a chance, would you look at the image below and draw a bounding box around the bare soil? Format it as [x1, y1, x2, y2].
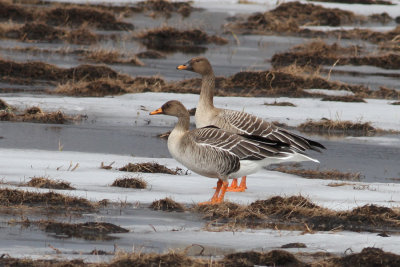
[194, 196, 400, 233]
[111, 176, 147, 189]
[118, 162, 185, 175]
[149, 197, 185, 212]
[26, 176, 75, 190]
[135, 26, 228, 53]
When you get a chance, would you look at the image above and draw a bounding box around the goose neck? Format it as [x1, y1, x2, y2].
[199, 73, 215, 108]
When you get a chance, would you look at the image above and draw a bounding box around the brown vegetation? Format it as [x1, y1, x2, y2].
[1, 247, 400, 266]
[0, 105, 81, 124]
[194, 195, 400, 233]
[0, 188, 94, 210]
[264, 101, 296, 107]
[0, 1, 133, 30]
[81, 48, 144, 65]
[111, 176, 147, 189]
[135, 50, 166, 59]
[43, 221, 129, 240]
[0, 22, 99, 44]
[272, 40, 400, 70]
[149, 197, 185, 212]
[119, 162, 185, 175]
[391, 101, 400, 105]
[136, 26, 228, 53]
[310, 0, 393, 5]
[297, 119, 381, 136]
[26, 176, 75, 190]
[136, 0, 194, 18]
[321, 95, 366, 103]
[227, 2, 361, 34]
[269, 165, 362, 180]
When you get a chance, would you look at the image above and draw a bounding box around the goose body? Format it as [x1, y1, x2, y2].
[177, 57, 325, 191]
[150, 100, 308, 204]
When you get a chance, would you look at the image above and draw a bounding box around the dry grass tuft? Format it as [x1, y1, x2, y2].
[194, 196, 400, 233]
[0, 188, 94, 210]
[110, 251, 205, 266]
[136, 26, 228, 53]
[297, 118, 378, 136]
[269, 165, 362, 181]
[136, 0, 193, 18]
[0, 104, 81, 124]
[43, 221, 129, 240]
[111, 176, 147, 189]
[222, 250, 306, 267]
[135, 50, 166, 59]
[309, 0, 393, 5]
[149, 197, 185, 212]
[119, 162, 185, 175]
[264, 101, 296, 107]
[323, 247, 400, 266]
[321, 95, 366, 103]
[26, 176, 75, 190]
[82, 48, 144, 65]
[391, 101, 400, 105]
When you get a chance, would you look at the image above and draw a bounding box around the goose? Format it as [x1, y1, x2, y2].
[150, 100, 317, 204]
[177, 57, 325, 192]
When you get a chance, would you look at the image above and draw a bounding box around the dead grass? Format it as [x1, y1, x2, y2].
[297, 119, 379, 136]
[310, 0, 393, 5]
[0, 98, 11, 110]
[269, 165, 362, 180]
[194, 196, 400, 233]
[135, 26, 228, 53]
[82, 48, 144, 65]
[321, 95, 366, 103]
[54, 76, 164, 97]
[0, 58, 119, 84]
[0, 105, 81, 124]
[222, 250, 306, 267]
[111, 176, 147, 189]
[0, 188, 94, 210]
[264, 100, 296, 107]
[26, 176, 75, 190]
[42, 221, 129, 240]
[391, 101, 400, 105]
[43, 6, 133, 30]
[150, 197, 185, 212]
[135, 50, 166, 59]
[227, 2, 361, 34]
[135, 0, 193, 18]
[272, 40, 400, 70]
[321, 247, 400, 266]
[327, 182, 355, 187]
[119, 162, 185, 175]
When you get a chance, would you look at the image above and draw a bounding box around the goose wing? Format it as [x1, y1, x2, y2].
[191, 126, 291, 161]
[219, 109, 325, 152]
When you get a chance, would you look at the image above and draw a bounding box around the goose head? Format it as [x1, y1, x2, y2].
[149, 100, 189, 118]
[177, 57, 213, 75]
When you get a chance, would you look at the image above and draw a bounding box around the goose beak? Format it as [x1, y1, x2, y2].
[176, 60, 192, 71]
[149, 108, 163, 115]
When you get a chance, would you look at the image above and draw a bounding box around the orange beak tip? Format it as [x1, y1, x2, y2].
[177, 65, 187, 70]
[149, 108, 163, 115]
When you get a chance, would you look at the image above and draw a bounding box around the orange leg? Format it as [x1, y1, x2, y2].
[227, 176, 247, 192]
[227, 178, 238, 191]
[199, 179, 229, 205]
